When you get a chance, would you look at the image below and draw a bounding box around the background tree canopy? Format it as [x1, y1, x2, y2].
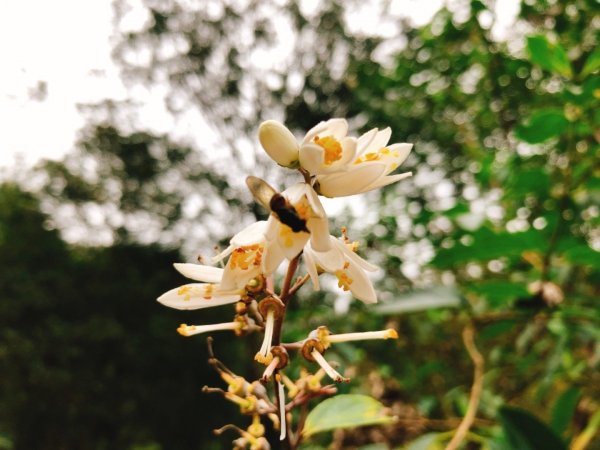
[1, 0, 599, 449]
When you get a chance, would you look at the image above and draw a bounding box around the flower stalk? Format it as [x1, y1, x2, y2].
[156, 117, 414, 450]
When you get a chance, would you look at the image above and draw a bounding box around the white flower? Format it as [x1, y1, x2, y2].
[157, 264, 243, 310]
[298, 118, 357, 175]
[262, 183, 332, 272]
[303, 235, 379, 304]
[158, 221, 270, 310]
[212, 221, 272, 289]
[315, 127, 412, 197]
[258, 120, 300, 168]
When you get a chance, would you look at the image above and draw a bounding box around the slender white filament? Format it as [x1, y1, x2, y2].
[261, 356, 280, 381]
[311, 349, 346, 382]
[177, 322, 238, 336]
[255, 309, 275, 363]
[327, 329, 397, 343]
[278, 380, 286, 441]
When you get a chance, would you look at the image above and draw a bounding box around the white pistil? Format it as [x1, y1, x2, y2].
[327, 329, 398, 344]
[177, 322, 240, 337]
[255, 309, 275, 364]
[310, 349, 349, 383]
[261, 356, 280, 381]
[278, 380, 287, 441]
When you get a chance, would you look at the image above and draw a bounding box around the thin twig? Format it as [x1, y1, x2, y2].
[272, 255, 302, 450]
[280, 254, 301, 301]
[293, 402, 310, 448]
[287, 273, 311, 298]
[445, 324, 485, 450]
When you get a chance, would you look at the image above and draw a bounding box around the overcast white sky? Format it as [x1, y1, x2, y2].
[0, 0, 519, 169]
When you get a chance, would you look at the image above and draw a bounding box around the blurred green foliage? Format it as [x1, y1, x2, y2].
[1, 0, 599, 449]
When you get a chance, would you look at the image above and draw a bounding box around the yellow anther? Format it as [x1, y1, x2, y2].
[335, 270, 354, 291]
[314, 135, 343, 165]
[177, 285, 193, 300]
[355, 147, 398, 164]
[203, 284, 214, 299]
[385, 329, 399, 339]
[279, 224, 295, 248]
[230, 244, 263, 270]
[294, 200, 311, 220]
[177, 324, 194, 336]
[248, 414, 265, 438]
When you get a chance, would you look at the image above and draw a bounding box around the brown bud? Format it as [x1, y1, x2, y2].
[257, 296, 285, 320]
[301, 338, 325, 362]
[270, 346, 289, 369]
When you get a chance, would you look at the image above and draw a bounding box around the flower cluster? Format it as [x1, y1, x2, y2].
[157, 118, 412, 448]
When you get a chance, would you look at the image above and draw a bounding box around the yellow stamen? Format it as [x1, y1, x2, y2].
[335, 270, 353, 291]
[279, 224, 295, 248]
[294, 200, 311, 220]
[230, 244, 263, 270]
[314, 135, 343, 165]
[177, 285, 193, 300]
[203, 284, 214, 299]
[177, 323, 194, 335]
[354, 147, 400, 164]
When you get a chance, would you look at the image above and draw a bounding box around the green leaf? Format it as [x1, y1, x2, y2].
[561, 245, 600, 270]
[527, 35, 572, 78]
[405, 433, 444, 450]
[466, 281, 529, 307]
[581, 46, 600, 77]
[515, 109, 569, 144]
[498, 405, 567, 450]
[374, 287, 462, 314]
[551, 387, 581, 436]
[303, 395, 396, 438]
[479, 320, 518, 341]
[431, 228, 547, 268]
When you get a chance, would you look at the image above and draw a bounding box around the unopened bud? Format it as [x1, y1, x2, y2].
[258, 120, 300, 168]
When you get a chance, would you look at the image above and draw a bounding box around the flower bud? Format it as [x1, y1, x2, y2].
[258, 120, 299, 168]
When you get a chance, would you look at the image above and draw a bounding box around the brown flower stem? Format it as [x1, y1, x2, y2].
[272, 254, 302, 450]
[280, 254, 301, 301]
[293, 402, 310, 448]
[287, 273, 311, 298]
[445, 324, 485, 450]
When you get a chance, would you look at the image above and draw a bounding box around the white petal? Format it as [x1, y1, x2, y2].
[307, 217, 331, 252]
[303, 248, 320, 290]
[298, 143, 325, 174]
[258, 120, 300, 168]
[326, 118, 349, 140]
[264, 215, 279, 241]
[337, 136, 357, 166]
[316, 163, 387, 197]
[304, 185, 326, 218]
[358, 171, 413, 194]
[262, 241, 286, 274]
[356, 128, 378, 155]
[303, 121, 329, 144]
[311, 242, 345, 272]
[346, 264, 377, 304]
[303, 118, 348, 144]
[230, 221, 267, 247]
[220, 263, 261, 291]
[173, 263, 224, 282]
[364, 127, 392, 154]
[386, 143, 413, 169]
[157, 284, 240, 310]
[277, 225, 309, 259]
[282, 182, 308, 204]
[334, 239, 379, 272]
